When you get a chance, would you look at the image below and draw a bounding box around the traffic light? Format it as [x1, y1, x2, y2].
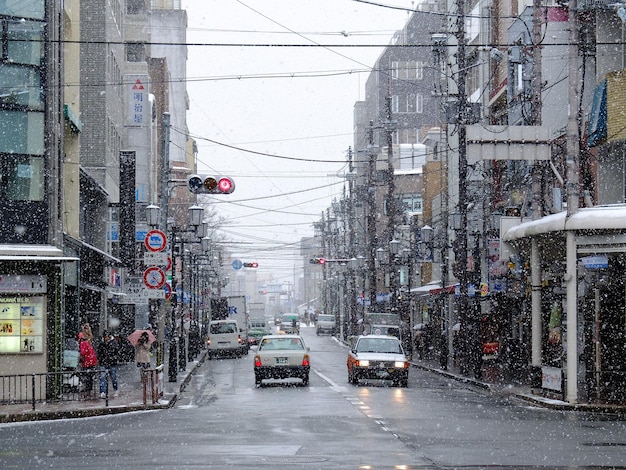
[243, 262, 258, 268]
[309, 257, 326, 264]
[187, 174, 235, 194]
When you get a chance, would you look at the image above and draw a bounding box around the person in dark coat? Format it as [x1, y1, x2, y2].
[97, 331, 120, 398]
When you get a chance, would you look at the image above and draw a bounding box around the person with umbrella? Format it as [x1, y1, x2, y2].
[97, 331, 120, 398]
[133, 331, 153, 373]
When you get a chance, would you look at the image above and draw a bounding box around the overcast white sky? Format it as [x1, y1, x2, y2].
[181, 0, 416, 282]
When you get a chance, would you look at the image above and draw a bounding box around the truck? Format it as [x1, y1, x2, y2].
[361, 312, 412, 355]
[226, 295, 249, 353]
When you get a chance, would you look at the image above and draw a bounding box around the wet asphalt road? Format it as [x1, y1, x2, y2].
[1, 325, 626, 469]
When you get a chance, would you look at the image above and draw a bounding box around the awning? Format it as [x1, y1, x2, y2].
[503, 205, 626, 241]
[410, 281, 441, 295]
[0, 244, 79, 262]
[79, 240, 122, 265]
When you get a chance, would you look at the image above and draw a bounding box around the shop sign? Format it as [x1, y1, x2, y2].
[0, 275, 46, 294]
[581, 255, 608, 269]
[542, 366, 562, 392]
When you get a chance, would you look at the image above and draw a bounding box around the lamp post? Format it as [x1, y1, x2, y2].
[166, 204, 204, 382]
[145, 204, 165, 369]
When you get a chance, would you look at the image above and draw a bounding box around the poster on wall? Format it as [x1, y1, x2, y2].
[0, 296, 45, 353]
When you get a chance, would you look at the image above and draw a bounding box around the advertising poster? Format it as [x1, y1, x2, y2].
[0, 296, 45, 353]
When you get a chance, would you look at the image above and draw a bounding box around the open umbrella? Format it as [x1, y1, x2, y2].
[127, 329, 156, 346]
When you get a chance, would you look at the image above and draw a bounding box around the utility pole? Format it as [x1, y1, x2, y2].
[158, 112, 170, 377]
[385, 94, 399, 315]
[454, 0, 472, 377]
[530, 0, 544, 375]
[367, 121, 378, 310]
[565, 0, 580, 404]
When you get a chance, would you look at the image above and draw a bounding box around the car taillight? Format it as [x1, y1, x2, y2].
[302, 354, 310, 367]
[254, 355, 262, 367]
[206, 338, 211, 346]
[238, 334, 243, 344]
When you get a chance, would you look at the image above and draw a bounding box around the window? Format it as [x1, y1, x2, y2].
[400, 194, 423, 214]
[392, 94, 423, 114]
[391, 60, 423, 80]
[126, 43, 145, 62]
[4, 155, 45, 201]
[0, 1, 45, 20]
[127, 0, 146, 14]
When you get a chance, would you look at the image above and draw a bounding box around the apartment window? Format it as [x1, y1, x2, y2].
[126, 43, 145, 62]
[392, 94, 423, 114]
[391, 60, 423, 80]
[400, 194, 423, 214]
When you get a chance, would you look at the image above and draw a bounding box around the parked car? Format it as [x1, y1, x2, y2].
[206, 319, 247, 358]
[254, 334, 310, 386]
[316, 314, 336, 335]
[278, 313, 300, 334]
[347, 335, 409, 387]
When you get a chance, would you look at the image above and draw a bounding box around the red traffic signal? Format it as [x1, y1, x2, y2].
[243, 262, 258, 268]
[187, 175, 235, 194]
[309, 257, 326, 264]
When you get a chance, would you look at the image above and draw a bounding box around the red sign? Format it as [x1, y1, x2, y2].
[143, 266, 166, 289]
[144, 230, 167, 252]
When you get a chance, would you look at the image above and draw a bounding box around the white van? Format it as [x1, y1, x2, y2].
[207, 319, 246, 358]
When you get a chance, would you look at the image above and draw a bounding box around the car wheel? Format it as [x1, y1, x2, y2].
[401, 379, 408, 388]
[255, 374, 262, 386]
[302, 374, 309, 386]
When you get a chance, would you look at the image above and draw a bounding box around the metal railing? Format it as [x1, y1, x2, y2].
[0, 370, 99, 410]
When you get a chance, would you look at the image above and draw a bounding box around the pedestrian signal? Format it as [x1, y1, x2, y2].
[187, 175, 235, 194]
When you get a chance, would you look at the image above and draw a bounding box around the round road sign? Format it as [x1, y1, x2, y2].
[143, 266, 166, 289]
[144, 229, 167, 252]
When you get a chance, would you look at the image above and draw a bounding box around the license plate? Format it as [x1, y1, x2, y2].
[275, 357, 288, 364]
[376, 370, 389, 378]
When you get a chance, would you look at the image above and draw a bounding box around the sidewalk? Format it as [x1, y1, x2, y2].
[0, 350, 206, 424]
[410, 356, 626, 415]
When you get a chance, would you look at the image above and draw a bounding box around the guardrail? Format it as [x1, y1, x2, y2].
[0, 370, 99, 410]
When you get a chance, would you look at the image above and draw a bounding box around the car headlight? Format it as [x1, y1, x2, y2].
[357, 360, 369, 367]
[394, 361, 408, 368]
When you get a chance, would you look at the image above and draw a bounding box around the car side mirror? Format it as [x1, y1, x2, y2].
[306, 347, 310, 351]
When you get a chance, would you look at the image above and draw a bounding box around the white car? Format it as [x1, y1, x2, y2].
[347, 335, 409, 387]
[254, 334, 310, 386]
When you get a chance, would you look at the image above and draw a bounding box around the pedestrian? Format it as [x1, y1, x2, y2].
[78, 332, 98, 393]
[81, 322, 94, 343]
[97, 331, 120, 398]
[135, 331, 152, 372]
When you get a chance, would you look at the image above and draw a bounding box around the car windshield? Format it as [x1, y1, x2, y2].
[318, 315, 334, 321]
[259, 338, 304, 351]
[356, 338, 402, 354]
